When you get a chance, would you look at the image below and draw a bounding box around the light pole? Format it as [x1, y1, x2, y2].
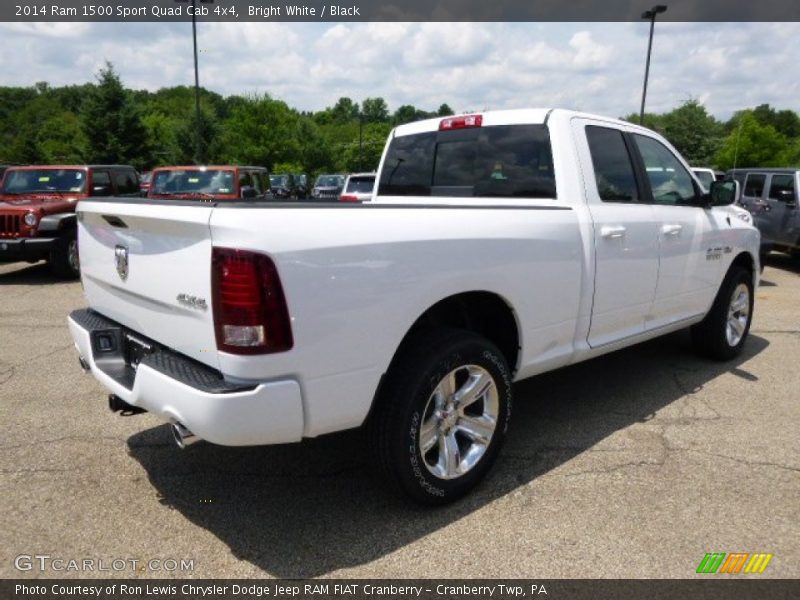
[358, 111, 364, 172]
[639, 5, 667, 125]
[176, 0, 214, 163]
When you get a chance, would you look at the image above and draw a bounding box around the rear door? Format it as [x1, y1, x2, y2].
[77, 200, 219, 369]
[573, 119, 660, 347]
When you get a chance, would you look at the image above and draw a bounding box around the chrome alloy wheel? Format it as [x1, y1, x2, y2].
[418, 365, 499, 480]
[726, 283, 750, 347]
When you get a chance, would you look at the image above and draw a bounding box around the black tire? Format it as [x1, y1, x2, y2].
[368, 328, 513, 505]
[49, 233, 80, 279]
[691, 265, 753, 361]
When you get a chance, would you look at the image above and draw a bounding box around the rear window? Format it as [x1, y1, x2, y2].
[346, 176, 375, 194]
[378, 124, 556, 199]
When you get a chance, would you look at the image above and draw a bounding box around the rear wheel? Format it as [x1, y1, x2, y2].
[368, 329, 513, 505]
[49, 233, 79, 279]
[691, 266, 753, 360]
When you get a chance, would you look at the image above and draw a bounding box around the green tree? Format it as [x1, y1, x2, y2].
[362, 97, 389, 123]
[37, 111, 87, 163]
[714, 112, 794, 169]
[82, 62, 149, 169]
[437, 103, 454, 117]
[660, 100, 722, 165]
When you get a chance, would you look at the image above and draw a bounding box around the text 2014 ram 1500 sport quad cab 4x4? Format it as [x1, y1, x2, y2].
[68, 109, 760, 504]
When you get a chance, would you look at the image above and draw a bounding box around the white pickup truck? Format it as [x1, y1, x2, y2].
[68, 109, 760, 504]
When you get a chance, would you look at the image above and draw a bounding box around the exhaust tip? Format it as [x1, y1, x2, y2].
[171, 422, 199, 449]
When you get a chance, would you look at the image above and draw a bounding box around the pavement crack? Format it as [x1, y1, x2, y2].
[684, 449, 800, 474]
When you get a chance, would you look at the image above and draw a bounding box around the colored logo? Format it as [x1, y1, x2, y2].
[697, 553, 773, 574]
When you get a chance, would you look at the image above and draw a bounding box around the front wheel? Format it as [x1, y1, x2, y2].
[691, 265, 753, 360]
[368, 329, 513, 505]
[49, 233, 80, 279]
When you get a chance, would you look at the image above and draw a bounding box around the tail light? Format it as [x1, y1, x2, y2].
[339, 194, 359, 202]
[211, 248, 293, 355]
[439, 114, 483, 131]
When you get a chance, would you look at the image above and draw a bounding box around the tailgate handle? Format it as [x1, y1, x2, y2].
[102, 215, 128, 228]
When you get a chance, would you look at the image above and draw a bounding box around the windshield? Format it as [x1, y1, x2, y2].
[346, 176, 375, 194]
[140, 172, 152, 184]
[150, 169, 236, 196]
[3, 169, 87, 194]
[270, 175, 289, 187]
[315, 175, 344, 187]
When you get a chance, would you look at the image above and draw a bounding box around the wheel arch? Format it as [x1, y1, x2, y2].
[391, 290, 521, 375]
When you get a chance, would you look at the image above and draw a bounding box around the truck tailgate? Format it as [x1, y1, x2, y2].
[77, 200, 219, 370]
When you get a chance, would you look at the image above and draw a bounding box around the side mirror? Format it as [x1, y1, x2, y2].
[707, 180, 739, 207]
[240, 186, 257, 199]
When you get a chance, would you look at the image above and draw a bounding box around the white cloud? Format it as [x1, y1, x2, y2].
[0, 22, 798, 120]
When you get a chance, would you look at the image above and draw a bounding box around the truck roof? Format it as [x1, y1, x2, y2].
[392, 108, 650, 137]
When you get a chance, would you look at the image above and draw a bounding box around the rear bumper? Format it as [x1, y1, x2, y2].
[0, 237, 57, 263]
[67, 308, 304, 446]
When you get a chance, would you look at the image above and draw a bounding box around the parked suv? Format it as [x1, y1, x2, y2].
[0, 165, 139, 278]
[148, 166, 271, 201]
[728, 168, 800, 260]
[311, 174, 346, 200]
[269, 173, 298, 199]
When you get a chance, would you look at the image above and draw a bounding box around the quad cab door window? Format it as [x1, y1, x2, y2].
[632, 134, 697, 206]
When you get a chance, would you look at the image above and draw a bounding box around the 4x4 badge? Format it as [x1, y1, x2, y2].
[115, 245, 129, 281]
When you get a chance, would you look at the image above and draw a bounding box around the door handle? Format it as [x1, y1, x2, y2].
[600, 225, 626, 239]
[662, 224, 683, 237]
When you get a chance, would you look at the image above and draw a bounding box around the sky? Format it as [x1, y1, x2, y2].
[0, 21, 798, 120]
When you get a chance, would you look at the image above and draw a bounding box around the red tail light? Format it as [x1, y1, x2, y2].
[339, 194, 359, 202]
[211, 248, 293, 355]
[439, 114, 483, 131]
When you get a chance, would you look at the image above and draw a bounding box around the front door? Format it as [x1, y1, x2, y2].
[629, 133, 723, 327]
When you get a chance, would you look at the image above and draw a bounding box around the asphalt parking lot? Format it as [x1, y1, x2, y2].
[1, 257, 798, 579]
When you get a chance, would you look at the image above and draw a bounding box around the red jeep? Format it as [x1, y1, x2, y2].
[0, 165, 139, 278]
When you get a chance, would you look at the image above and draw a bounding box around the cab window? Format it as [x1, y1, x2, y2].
[378, 124, 556, 199]
[114, 170, 139, 195]
[632, 134, 697, 206]
[586, 126, 639, 203]
[91, 171, 112, 196]
[767, 174, 796, 203]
